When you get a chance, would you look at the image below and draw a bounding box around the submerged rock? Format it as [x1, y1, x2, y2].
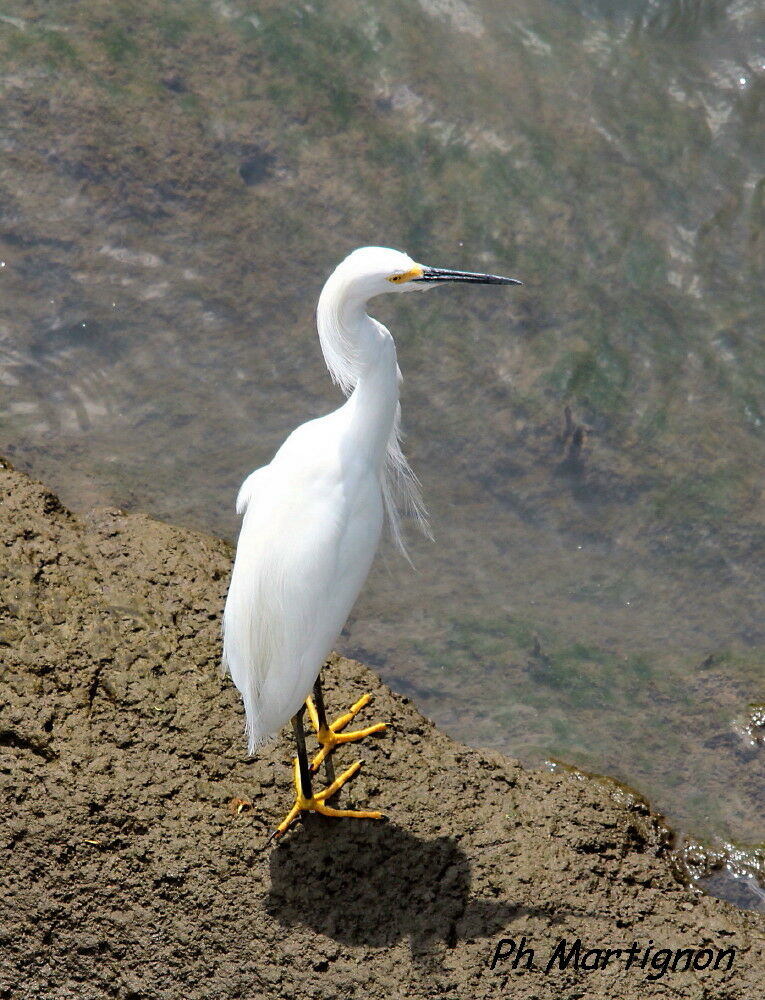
[0, 459, 762, 998]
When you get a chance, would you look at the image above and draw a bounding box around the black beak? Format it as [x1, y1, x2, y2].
[413, 266, 522, 286]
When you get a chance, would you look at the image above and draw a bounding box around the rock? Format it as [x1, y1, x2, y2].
[0, 460, 762, 998]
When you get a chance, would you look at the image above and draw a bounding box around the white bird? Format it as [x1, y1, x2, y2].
[222, 246, 521, 839]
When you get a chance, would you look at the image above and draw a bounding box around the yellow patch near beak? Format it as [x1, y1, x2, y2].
[387, 265, 424, 284]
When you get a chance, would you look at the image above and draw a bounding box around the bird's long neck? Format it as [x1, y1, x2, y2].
[346, 326, 399, 468]
[317, 287, 399, 469]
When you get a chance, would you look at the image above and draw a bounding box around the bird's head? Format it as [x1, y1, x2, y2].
[328, 246, 522, 303]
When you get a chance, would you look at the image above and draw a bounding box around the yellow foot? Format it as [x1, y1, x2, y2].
[306, 692, 387, 772]
[270, 757, 382, 842]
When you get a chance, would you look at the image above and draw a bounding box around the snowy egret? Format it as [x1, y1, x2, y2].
[222, 246, 521, 839]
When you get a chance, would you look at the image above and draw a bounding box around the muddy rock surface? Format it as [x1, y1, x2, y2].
[1, 459, 763, 999]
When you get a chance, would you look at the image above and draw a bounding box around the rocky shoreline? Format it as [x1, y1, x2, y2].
[1, 458, 762, 999]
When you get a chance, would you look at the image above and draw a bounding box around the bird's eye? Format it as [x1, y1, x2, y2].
[387, 266, 424, 284]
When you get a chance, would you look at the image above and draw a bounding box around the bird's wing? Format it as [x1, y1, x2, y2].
[235, 465, 270, 515]
[223, 422, 383, 753]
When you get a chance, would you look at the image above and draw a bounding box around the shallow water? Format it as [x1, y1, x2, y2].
[0, 0, 763, 876]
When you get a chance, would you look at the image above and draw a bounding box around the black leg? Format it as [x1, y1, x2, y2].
[291, 706, 313, 801]
[312, 674, 336, 785]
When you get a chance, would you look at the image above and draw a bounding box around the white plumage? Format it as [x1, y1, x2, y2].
[222, 248, 427, 751]
[222, 246, 520, 756]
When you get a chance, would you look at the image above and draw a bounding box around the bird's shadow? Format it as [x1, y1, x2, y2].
[266, 820, 549, 959]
